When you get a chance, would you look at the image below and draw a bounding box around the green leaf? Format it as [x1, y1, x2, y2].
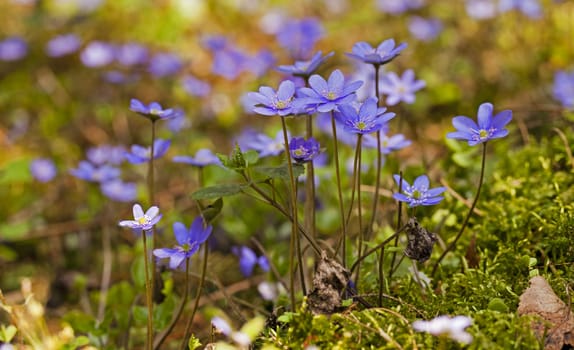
[0, 221, 31, 241]
[188, 334, 202, 350]
[191, 184, 244, 200]
[239, 316, 265, 340]
[0, 244, 18, 262]
[133, 305, 148, 327]
[243, 150, 259, 166]
[0, 158, 32, 184]
[0, 325, 17, 342]
[200, 198, 223, 223]
[277, 312, 295, 323]
[253, 163, 305, 182]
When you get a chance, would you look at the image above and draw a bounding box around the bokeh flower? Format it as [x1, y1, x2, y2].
[276, 51, 334, 78]
[446, 102, 512, 146]
[181, 75, 211, 97]
[100, 179, 137, 202]
[393, 174, 446, 207]
[45, 34, 81, 57]
[116, 42, 148, 66]
[298, 69, 363, 113]
[173, 148, 221, 167]
[376, 0, 425, 14]
[80, 41, 115, 67]
[30, 158, 57, 182]
[70, 161, 120, 182]
[153, 217, 213, 269]
[408, 16, 443, 42]
[248, 80, 297, 116]
[275, 17, 323, 60]
[465, 0, 498, 19]
[237, 130, 287, 157]
[124, 139, 171, 164]
[0, 37, 27, 61]
[232, 246, 270, 277]
[335, 97, 395, 134]
[412, 315, 473, 344]
[118, 204, 162, 232]
[379, 69, 426, 105]
[499, 0, 542, 18]
[346, 39, 407, 66]
[130, 99, 175, 121]
[553, 70, 574, 108]
[289, 137, 320, 163]
[148, 52, 182, 77]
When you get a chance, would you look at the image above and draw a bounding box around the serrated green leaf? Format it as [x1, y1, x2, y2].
[191, 184, 244, 200]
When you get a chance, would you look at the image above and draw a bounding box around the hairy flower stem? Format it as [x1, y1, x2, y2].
[280, 116, 306, 304]
[388, 173, 404, 281]
[304, 77, 317, 242]
[141, 230, 153, 350]
[367, 64, 383, 241]
[331, 110, 348, 268]
[180, 244, 209, 350]
[431, 143, 487, 277]
[352, 134, 365, 287]
[153, 259, 189, 350]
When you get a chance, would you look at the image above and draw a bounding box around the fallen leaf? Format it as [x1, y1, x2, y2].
[517, 275, 574, 350]
[306, 251, 350, 315]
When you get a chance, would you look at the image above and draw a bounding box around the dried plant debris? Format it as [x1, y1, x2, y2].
[306, 251, 350, 315]
[517, 275, 574, 350]
[404, 217, 438, 263]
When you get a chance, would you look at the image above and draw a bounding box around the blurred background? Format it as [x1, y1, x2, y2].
[0, 0, 573, 345]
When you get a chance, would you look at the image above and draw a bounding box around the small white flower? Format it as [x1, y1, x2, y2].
[412, 315, 473, 344]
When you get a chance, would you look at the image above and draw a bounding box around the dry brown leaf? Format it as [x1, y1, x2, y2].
[517, 275, 574, 350]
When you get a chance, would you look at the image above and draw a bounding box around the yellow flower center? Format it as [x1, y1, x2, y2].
[479, 129, 489, 139]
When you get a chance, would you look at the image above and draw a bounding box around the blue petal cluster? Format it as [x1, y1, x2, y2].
[393, 175, 446, 207]
[446, 102, 512, 146]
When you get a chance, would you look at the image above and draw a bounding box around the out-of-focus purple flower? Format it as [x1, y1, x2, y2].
[413, 315, 473, 344]
[408, 16, 443, 42]
[173, 148, 221, 167]
[182, 75, 211, 97]
[335, 97, 395, 134]
[87, 145, 125, 165]
[232, 246, 270, 277]
[248, 80, 297, 116]
[258, 9, 287, 34]
[80, 41, 115, 67]
[553, 70, 574, 108]
[277, 51, 334, 78]
[374, 133, 412, 154]
[130, 98, 175, 121]
[376, 0, 425, 14]
[0, 37, 28, 61]
[103, 70, 139, 84]
[100, 179, 137, 202]
[276, 18, 323, 60]
[30, 158, 57, 182]
[118, 204, 161, 232]
[298, 69, 363, 113]
[202, 35, 227, 51]
[246, 49, 275, 77]
[166, 108, 190, 133]
[124, 139, 171, 164]
[346, 39, 407, 66]
[499, 0, 542, 18]
[465, 0, 498, 19]
[289, 137, 320, 163]
[258, 281, 282, 301]
[70, 161, 120, 182]
[238, 130, 286, 158]
[379, 69, 426, 105]
[447, 102, 512, 146]
[153, 217, 213, 269]
[45, 34, 81, 57]
[116, 42, 148, 66]
[211, 47, 248, 80]
[393, 174, 446, 207]
[148, 52, 183, 77]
